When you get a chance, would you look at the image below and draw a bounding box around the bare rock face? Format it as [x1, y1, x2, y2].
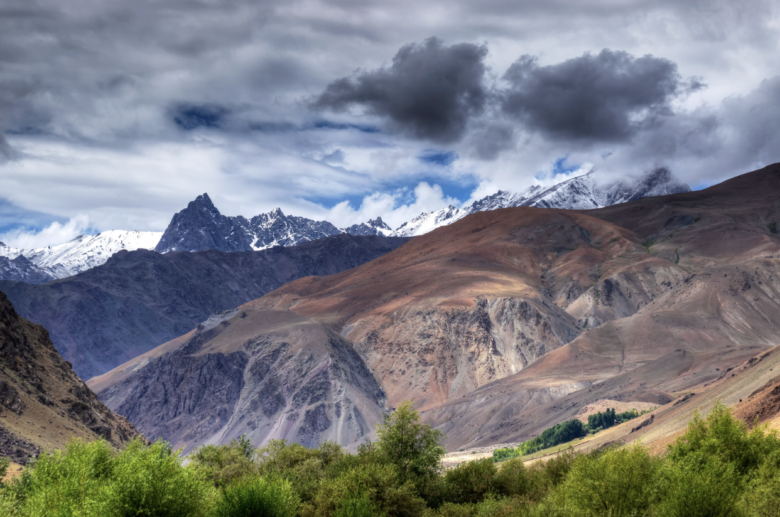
[0, 290, 140, 462]
[349, 297, 580, 410]
[91, 309, 386, 453]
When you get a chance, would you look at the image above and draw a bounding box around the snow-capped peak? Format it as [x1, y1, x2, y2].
[0, 230, 163, 280]
[389, 168, 691, 237]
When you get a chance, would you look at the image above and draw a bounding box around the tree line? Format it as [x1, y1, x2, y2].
[1, 402, 778, 516]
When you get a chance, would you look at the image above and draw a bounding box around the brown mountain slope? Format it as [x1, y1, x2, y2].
[89, 307, 386, 453]
[93, 163, 780, 452]
[253, 208, 689, 410]
[420, 163, 780, 447]
[0, 291, 139, 464]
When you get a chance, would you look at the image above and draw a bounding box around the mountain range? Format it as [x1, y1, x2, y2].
[87, 163, 780, 452]
[0, 234, 409, 380]
[0, 168, 689, 281]
[0, 231, 162, 281]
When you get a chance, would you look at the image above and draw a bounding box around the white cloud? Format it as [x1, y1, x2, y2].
[1, 215, 91, 249]
[327, 182, 460, 230]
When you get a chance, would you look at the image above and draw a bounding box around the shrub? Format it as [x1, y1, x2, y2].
[214, 476, 299, 517]
[432, 502, 474, 517]
[191, 436, 258, 488]
[310, 462, 425, 517]
[473, 495, 527, 517]
[257, 440, 345, 503]
[335, 492, 383, 517]
[493, 458, 529, 499]
[653, 453, 743, 517]
[97, 438, 214, 517]
[523, 450, 577, 503]
[550, 444, 660, 517]
[741, 450, 780, 517]
[0, 456, 9, 482]
[376, 401, 446, 487]
[492, 448, 519, 463]
[444, 459, 496, 504]
[7, 438, 115, 516]
[667, 402, 780, 476]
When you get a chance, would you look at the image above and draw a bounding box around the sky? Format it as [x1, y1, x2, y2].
[1, 0, 779, 248]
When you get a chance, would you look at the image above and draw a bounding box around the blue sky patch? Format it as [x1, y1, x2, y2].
[172, 103, 230, 131]
[418, 150, 458, 167]
[312, 120, 380, 133]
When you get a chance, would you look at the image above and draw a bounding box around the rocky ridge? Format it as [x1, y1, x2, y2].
[0, 291, 139, 463]
[392, 167, 691, 237]
[155, 195, 393, 254]
[0, 230, 162, 281]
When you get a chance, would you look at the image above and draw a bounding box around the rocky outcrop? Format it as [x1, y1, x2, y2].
[155, 194, 255, 253]
[1, 234, 409, 379]
[91, 309, 386, 453]
[0, 290, 140, 460]
[348, 297, 580, 409]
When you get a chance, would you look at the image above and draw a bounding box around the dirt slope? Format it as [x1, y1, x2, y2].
[0, 291, 139, 464]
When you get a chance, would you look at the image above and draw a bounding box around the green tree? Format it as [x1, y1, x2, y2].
[551, 444, 661, 517]
[0, 456, 9, 484]
[376, 401, 446, 486]
[191, 436, 258, 488]
[214, 476, 299, 517]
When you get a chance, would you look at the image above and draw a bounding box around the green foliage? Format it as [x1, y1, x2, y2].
[0, 437, 213, 517]
[256, 439, 346, 504]
[443, 459, 496, 504]
[4, 438, 115, 516]
[741, 450, 780, 517]
[376, 401, 446, 487]
[667, 402, 780, 476]
[335, 492, 383, 517]
[585, 408, 640, 432]
[96, 438, 214, 517]
[192, 436, 258, 488]
[213, 476, 299, 517]
[494, 410, 645, 463]
[549, 444, 661, 517]
[5, 400, 780, 517]
[520, 420, 586, 456]
[0, 456, 9, 482]
[308, 461, 425, 517]
[654, 453, 743, 517]
[493, 459, 529, 499]
[491, 448, 519, 463]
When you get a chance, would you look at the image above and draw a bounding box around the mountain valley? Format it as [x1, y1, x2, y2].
[87, 163, 780, 452]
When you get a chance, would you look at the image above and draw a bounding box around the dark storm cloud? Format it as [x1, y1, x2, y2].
[501, 49, 704, 143]
[718, 76, 780, 169]
[312, 38, 489, 144]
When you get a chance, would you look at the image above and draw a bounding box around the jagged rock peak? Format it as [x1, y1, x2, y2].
[367, 217, 390, 230]
[189, 193, 220, 214]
